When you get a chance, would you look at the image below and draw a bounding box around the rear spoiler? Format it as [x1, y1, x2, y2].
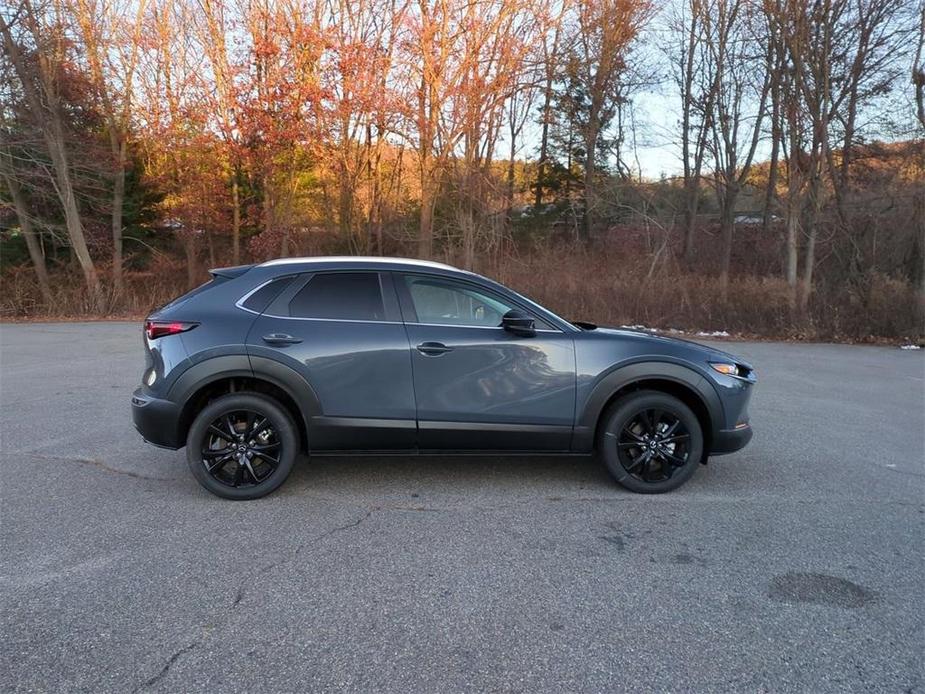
[209, 264, 255, 279]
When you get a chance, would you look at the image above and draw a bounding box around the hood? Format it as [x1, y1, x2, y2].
[590, 325, 745, 364]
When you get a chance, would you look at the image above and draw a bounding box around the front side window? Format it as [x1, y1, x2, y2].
[404, 276, 515, 327]
[289, 272, 384, 321]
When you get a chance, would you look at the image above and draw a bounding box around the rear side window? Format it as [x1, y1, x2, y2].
[241, 276, 294, 313]
[288, 272, 384, 321]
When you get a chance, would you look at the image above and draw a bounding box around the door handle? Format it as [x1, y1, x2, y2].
[416, 341, 453, 356]
[263, 333, 302, 345]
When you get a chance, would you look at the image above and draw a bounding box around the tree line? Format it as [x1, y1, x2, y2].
[0, 0, 923, 334]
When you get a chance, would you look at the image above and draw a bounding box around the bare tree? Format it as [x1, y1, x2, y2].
[68, 0, 146, 295]
[571, 0, 651, 241]
[765, 0, 909, 308]
[533, 0, 571, 209]
[0, 145, 53, 303]
[1, 0, 102, 305]
[195, 0, 245, 260]
[703, 0, 770, 293]
[667, 0, 715, 265]
[916, 3, 925, 130]
[452, 0, 538, 267]
[913, 2, 925, 300]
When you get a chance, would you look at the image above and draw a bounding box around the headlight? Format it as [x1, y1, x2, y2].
[709, 362, 754, 381]
[710, 362, 738, 376]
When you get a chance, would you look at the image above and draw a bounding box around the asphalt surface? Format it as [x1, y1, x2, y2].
[1, 321, 923, 693]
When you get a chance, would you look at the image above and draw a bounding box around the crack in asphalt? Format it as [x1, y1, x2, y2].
[232, 506, 377, 608]
[133, 641, 199, 693]
[130, 506, 376, 692]
[17, 453, 174, 481]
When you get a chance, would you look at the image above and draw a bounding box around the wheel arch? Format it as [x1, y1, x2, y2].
[170, 356, 320, 450]
[573, 362, 723, 456]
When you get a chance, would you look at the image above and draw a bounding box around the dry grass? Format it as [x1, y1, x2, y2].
[484, 246, 923, 342]
[2, 246, 922, 343]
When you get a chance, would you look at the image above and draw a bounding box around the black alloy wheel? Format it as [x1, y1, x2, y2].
[202, 410, 281, 488]
[616, 408, 691, 483]
[598, 390, 704, 493]
[186, 392, 298, 500]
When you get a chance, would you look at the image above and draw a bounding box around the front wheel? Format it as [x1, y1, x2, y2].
[186, 392, 299, 500]
[597, 390, 704, 494]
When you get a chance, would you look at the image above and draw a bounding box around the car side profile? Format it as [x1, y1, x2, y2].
[132, 257, 755, 499]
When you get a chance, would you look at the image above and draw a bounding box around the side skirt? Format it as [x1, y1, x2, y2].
[309, 450, 590, 457]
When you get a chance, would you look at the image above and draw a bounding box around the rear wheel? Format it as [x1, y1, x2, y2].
[597, 390, 703, 493]
[186, 392, 298, 500]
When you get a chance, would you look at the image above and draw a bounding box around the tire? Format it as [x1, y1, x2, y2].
[186, 392, 299, 500]
[597, 390, 704, 494]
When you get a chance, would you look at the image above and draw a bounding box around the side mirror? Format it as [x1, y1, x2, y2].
[501, 309, 536, 337]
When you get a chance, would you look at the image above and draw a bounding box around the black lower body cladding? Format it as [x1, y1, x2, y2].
[131, 388, 183, 449]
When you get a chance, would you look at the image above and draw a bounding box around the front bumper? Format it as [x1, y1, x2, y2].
[710, 424, 753, 455]
[132, 388, 183, 449]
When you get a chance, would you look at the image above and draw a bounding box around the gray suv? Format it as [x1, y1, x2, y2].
[132, 257, 755, 499]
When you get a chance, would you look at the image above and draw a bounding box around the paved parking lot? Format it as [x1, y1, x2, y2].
[1, 322, 923, 692]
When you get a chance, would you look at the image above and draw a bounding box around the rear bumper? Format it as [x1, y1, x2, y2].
[710, 424, 753, 455]
[132, 388, 183, 449]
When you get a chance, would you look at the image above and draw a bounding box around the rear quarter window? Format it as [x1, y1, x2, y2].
[156, 277, 225, 313]
[241, 276, 295, 313]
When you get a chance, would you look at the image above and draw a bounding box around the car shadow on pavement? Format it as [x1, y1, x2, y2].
[280, 452, 617, 498]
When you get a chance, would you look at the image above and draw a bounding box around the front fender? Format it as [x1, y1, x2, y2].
[571, 360, 724, 452]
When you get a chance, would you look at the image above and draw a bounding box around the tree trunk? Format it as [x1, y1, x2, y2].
[339, 171, 354, 245]
[45, 129, 102, 305]
[419, 179, 434, 259]
[784, 127, 802, 307]
[506, 135, 516, 223]
[800, 222, 817, 311]
[3, 172, 53, 304]
[231, 176, 241, 264]
[581, 121, 599, 243]
[918, 186, 925, 304]
[206, 229, 217, 268]
[682, 179, 699, 265]
[762, 88, 781, 234]
[718, 186, 738, 298]
[799, 173, 824, 312]
[111, 135, 127, 296]
[534, 73, 554, 209]
[785, 198, 800, 306]
[183, 236, 198, 289]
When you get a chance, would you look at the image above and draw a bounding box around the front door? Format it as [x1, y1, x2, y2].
[246, 271, 416, 450]
[395, 272, 576, 450]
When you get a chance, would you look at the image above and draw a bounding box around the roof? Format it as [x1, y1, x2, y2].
[258, 256, 464, 273]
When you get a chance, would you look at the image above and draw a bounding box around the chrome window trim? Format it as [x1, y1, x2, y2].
[259, 313, 403, 325]
[404, 321, 562, 334]
[238, 277, 562, 332]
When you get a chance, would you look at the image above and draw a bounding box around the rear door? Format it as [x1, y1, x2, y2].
[245, 271, 416, 450]
[395, 272, 576, 450]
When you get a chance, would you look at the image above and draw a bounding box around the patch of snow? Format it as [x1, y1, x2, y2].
[696, 330, 731, 338]
[899, 344, 921, 350]
[620, 324, 658, 332]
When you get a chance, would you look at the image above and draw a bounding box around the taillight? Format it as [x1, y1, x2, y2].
[144, 320, 198, 340]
